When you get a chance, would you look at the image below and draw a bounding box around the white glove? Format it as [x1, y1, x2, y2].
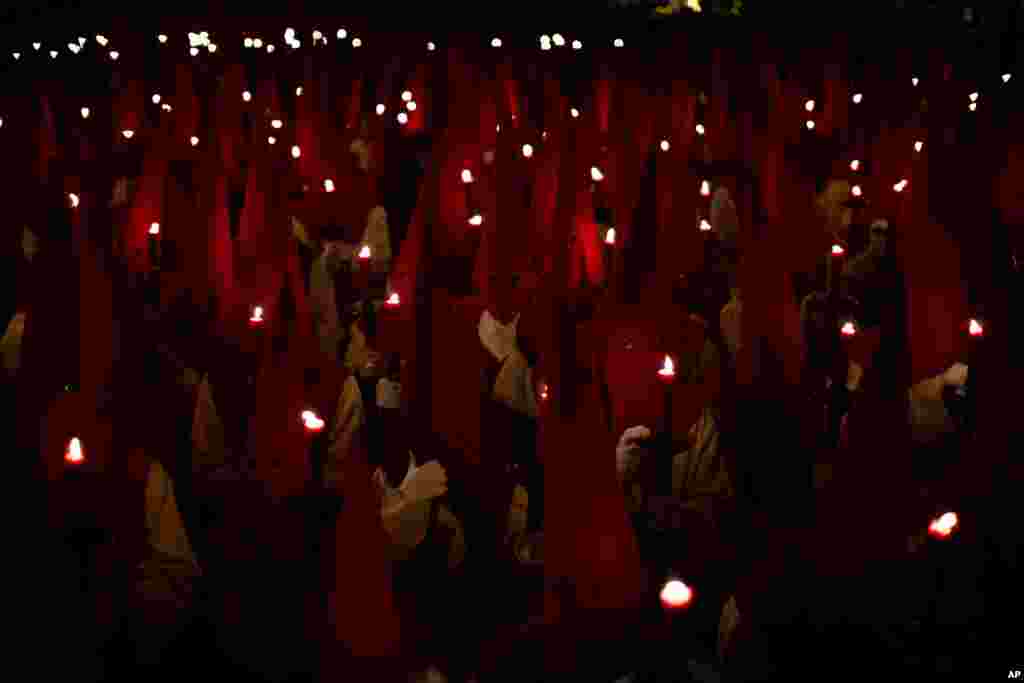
[943, 362, 968, 387]
[399, 460, 448, 504]
[615, 425, 652, 481]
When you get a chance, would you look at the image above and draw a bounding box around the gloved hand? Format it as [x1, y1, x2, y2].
[615, 425, 652, 482]
[399, 460, 448, 504]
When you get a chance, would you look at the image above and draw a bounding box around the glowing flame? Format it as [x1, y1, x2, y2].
[358, 245, 371, 260]
[700, 180, 711, 196]
[68, 193, 80, 208]
[969, 102, 978, 112]
[190, 136, 199, 147]
[522, 144, 534, 158]
[291, 145, 301, 159]
[570, 107, 580, 119]
[268, 136, 277, 145]
[152, 93, 162, 104]
[912, 77, 919, 87]
[250, 305, 264, 323]
[831, 244, 845, 256]
[122, 129, 135, 139]
[968, 319, 984, 337]
[841, 321, 857, 336]
[376, 103, 386, 115]
[852, 93, 863, 104]
[427, 41, 436, 51]
[893, 179, 908, 193]
[1002, 73, 1012, 83]
[385, 292, 400, 307]
[406, 100, 417, 112]
[552, 33, 565, 47]
[302, 410, 325, 432]
[928, 511, 958, 539]
[590, 166, 604, 182]
[660, 139, 670, 152]
[323, 179, 335, 193]
[605, 227, 616, 245]
[271, 119, 283, 129]
[806, 120, 816, 130]
[851, 185, 862, 197]
[914, 141, 924, 153]
[850, 160, 860, 172]
[80, 107, 90, 119]
[613, 38, 624, 48]
[699, 219, 712, 232]
[969, 92, 979, 103]
[539, 383, 549, 401]
[572, 40, 583, 50]
[149, 222, 160, 235]
[295, 86, 303, 97]
[397, 112, 408, 125]
[242, 90, 252, 102]
[65, 437, 85, 465]
[491, 38, 502, 48]
[658, 355, 676, 379]
[468, 213, 483, 226]
[660, 579, 692, 610]
[695, 123, 706, 136]
[805, 99, 816, 112]
[461, 169, 475, 184]
[401, 90, 413, 102]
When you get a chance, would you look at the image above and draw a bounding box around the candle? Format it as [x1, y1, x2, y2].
[65, 437, 85, 465]
[384, 292, 400, 309]
[148, 222, 161, 269]
[928, 511, 958, 540]
[657, 355, 676, 384]
[249, 305, 265, 326]
[660, 578, 693, 611]
[301, 409, 325, 433]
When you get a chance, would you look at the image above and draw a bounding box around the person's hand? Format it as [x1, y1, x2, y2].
[399, 460, 448, 504]
[616, 425, 652, 481]
[943, 362, 968, 388]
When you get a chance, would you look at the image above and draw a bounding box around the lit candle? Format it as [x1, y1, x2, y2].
[65, 437, 85, 465]
[301, 409, 325, 433]
[384, 292, 400, 309]
[249, 305, 265, 326]
[660, 578, 693, 611]
[840, 321, 857, 337]
[358, 245, 371, 261]
[657, 355, 676, 384]
[968, 318, 984, 337]
[148, 223, 161, 269]
[928, 511, 958, 540]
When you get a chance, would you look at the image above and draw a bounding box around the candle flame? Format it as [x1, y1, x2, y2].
[928, 511, 958, 539]
[386, 292, 400, 306]
[65, 437, 85, 465]
[968, 319, 983, 337]
[831, 244, 845, 256]
[358, 245, 371, 260]
[250, 305, 264, 323]
[605, 227, 616, 245]
[468, 213, 483, 226]
[302, 410, 325, 432]
[149, 222, 160, 235]
[841, 321, 857, 336]
[659, 355, 675, 377]
[590, 166, 604, 182]
[660, 579, 692, 610]
[461, 169, 474, 184]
